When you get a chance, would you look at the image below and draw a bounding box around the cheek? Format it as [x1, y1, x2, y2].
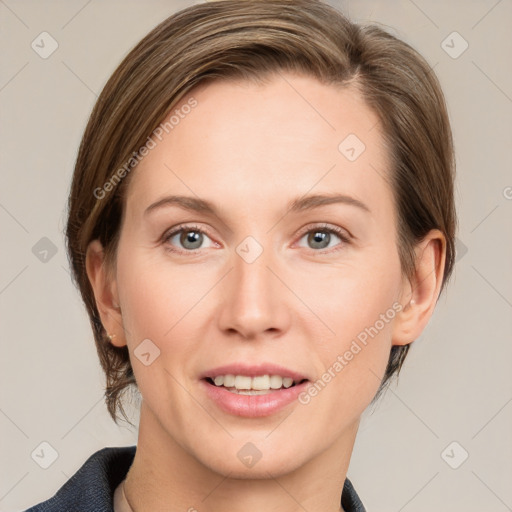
[115, 246, 214, 341]
[297, 245, 402, 394]
[114, 249, 210, 407]
[297, 283, 400, 426]
[302, 251, 402, 345]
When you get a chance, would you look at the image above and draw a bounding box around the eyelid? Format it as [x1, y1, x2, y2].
[296, 222, 351, 238]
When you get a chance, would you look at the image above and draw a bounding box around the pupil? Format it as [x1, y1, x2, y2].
[181, 230, 202, 249]
[308, 231, 330, 249]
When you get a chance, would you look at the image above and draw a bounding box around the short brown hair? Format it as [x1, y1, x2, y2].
[66, 0, 456, 423]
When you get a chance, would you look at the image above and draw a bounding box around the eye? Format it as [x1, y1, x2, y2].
[163, 225, 216, 252]
[296, 225, 350, 251]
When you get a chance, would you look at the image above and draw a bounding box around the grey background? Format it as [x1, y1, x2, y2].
[1, 0, 511, 511]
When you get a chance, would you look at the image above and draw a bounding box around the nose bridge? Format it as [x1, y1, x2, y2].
[217, 238, 290, 338]
[235, 245, 272, 300]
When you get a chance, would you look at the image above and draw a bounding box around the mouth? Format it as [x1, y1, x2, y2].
[204, 374, 308, 395]
[199, 364, 311, 417]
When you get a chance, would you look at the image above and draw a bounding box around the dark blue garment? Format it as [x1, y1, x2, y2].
[25, 445, 366, 511]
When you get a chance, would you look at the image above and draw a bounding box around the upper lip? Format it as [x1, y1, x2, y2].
[199, 363, 310, 382]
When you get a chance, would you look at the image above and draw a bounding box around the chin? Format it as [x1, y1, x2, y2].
[192, 437, 312, 479]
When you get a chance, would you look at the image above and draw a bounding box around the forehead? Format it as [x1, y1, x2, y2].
[125, 73, 391, 214]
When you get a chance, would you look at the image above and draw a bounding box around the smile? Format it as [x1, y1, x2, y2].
[200, 364, 311, 417]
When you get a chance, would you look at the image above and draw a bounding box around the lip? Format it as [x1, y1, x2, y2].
[199, 363, 311, 418]
[199, 363, 309, 382]
[200, 378, 310, 417]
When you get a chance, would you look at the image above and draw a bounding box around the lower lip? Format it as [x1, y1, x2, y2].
[200, 379, 310, 417]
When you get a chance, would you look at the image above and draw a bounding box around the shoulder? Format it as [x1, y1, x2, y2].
[24, 445, 136, 512]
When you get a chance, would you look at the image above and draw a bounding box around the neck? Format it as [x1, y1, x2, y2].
[124, 401, 357, 512]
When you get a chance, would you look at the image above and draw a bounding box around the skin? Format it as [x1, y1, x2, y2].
[86, 73, 446, 512]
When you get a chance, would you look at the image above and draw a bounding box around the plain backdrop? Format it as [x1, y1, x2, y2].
[1, 1, 511, 511]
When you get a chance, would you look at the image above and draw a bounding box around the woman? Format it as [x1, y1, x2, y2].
[26, 0, 455, 510]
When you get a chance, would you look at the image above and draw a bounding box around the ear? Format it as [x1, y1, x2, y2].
[392, 229, 447, 346]
[85, 240, 126, 347]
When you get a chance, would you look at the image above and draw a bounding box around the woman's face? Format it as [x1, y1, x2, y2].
[107, 73, 412, 476]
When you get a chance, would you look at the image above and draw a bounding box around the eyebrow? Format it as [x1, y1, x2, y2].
[144, 193, 370, 217]
[287, 193, 370, 214]
[144, 195, 216, 216]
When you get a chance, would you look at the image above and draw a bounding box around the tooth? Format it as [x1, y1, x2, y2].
[211, 374, 297, 391]
[282, 377, 293, 388]
[269, 375, 283, 389]
[223, 374, 235, 387]
[234, 375, 252, 390]
[252, 375, 270, 390]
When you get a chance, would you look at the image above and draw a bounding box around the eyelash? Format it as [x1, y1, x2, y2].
[161, 223, 351, 255]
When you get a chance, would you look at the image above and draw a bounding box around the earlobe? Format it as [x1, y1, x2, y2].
[392, 230, 446, 346]
[85, 240, 126, 347]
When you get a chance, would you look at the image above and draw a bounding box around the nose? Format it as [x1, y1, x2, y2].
[217, 244, 292, 340]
